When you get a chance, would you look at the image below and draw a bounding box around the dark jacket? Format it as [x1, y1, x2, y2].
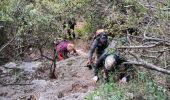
[94, 49, 134, 80]
[88, 34, 108, 61]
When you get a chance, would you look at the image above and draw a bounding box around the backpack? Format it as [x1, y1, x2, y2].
[54, 39, 68, 46]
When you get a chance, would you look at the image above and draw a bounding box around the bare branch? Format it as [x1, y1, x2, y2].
[0, 82, 33, 86]
[144, 49, 170, 53]
[38, 47, 53, 61]
[128, 34, 170, 43]
[0, 36, 16, 53]
[124, 52, 170, 75]
[141, 55, 158, 59]
[124, 60, 170, 75]
[117, 42, 161, 49]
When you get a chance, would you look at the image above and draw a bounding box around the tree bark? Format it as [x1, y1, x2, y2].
[0, 21, 7, 48]
[0, 21, 9, 65]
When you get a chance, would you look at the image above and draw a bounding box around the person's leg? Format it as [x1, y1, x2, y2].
[63, 29, 68, 39]
[101, 68, 109, 82]
[70, 28, 76, 39]
[68, 29, 72, 40]
[97, 53, 102, 59]
[94, 53, 108, 76]
[72, 31, 76, 39]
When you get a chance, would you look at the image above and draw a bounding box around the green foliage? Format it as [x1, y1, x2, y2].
[85, 72, 168, 100]
[10, 68, 22, 83]
[85, 83, 126, 100]
[104, 0, 146, 37]
[0, 0, 91, 44]
[0, 0, 12, 21]
[153, 1, 170, 21]
[74, 21, 91, 39]
[0, 0, 92, 59]
[124, 0, 146, 16]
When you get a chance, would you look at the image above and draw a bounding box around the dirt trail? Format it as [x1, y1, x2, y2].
[0, 54, 96, 100]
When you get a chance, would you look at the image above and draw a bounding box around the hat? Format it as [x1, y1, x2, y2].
[67, 43, 75, 52]
[104, 55, 116, 70]
[96, 29, 104, 35]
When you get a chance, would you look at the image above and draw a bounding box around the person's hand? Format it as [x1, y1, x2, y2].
[69, 51, 77, 55]
[86, 60, 92, 65]
[73, 52, 79, 56]
[54, 41, 57, 44]
[92, 76, 98, 83]
[119, 77, 127, 85]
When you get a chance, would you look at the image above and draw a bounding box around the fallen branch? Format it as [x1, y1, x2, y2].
[124, 61, 170, 75]
[117, 42, 161, 49]
[117, 41, 170, 49]
[128, 34, 170, 43]
[161, 8, 170, 11]
[141, 55, 158, 59]
[143, 36, 169, 42]
[127, 34, 143, 39]
[123, 52, 170, 75]
[144, 49, 170, 53]
[0, 81, 33, 86]
[124, 5, 134, 8]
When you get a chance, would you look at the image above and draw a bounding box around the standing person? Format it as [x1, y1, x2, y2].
[63, 18, 76, 40]
[87, 30, 109, 66]
[54, 40, 77, 61]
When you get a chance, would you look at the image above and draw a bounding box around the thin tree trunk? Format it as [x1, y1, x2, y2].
[0, 21, 7, 48]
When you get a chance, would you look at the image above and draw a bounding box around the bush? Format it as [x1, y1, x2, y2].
[85, 72, 168, 100]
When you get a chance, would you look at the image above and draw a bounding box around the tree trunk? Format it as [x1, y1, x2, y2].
[0, 21, 9, 65]
[0, 21, 7, 48]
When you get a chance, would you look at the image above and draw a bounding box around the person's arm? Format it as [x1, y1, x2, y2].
[72, 49, 78, 56]
[94, 51, 109, 76]
[57, 52, 63, 60]
[88, 39, 98, 61]
[73, 49, 77, 53]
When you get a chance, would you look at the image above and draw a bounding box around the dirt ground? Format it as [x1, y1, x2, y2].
[0, 38, 96, 100]
[0, 55, 96, 100]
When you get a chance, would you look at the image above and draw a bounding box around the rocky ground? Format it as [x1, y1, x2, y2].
[0, 54, 96, 100]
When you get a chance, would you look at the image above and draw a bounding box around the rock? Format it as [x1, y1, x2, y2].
[3, 62, 42, 72]
[0, 54, 96, 100]
[58, 92, 64, 98]
[60, 93, 87, 100]
[32, 80, 48, 87]
[19, 62, 42, 72]
[4, 62, 17, 68]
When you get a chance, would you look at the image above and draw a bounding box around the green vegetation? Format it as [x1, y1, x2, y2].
[1, 0, 170, 99]
[85, 72, 168, 100]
